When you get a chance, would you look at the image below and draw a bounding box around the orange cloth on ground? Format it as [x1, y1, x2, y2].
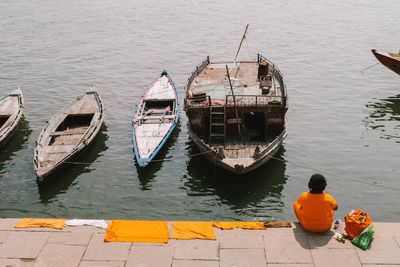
[15, 218, 67, 229]
[212, 221, 266, 230]
[171, 221, 216, 240]
[104, 220, 169, 243]
[294, 192, 337, 232]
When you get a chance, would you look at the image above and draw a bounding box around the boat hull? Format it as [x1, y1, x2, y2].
[184, 54, 288, 175]
[33, 88, 105, 181]
[0, 89, 24, 148]
[132, 70, 179, 167]
[372, 49, 400, 75]
[188, 121, 287, 175]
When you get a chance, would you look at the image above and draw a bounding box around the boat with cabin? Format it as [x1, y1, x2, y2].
[184, 52, 288, 175]
[33, 88, 105, 181]
[0, 88, 24, 147]
[132, 70, 179, 167]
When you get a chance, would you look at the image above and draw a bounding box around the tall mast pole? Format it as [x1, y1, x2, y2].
[226, 65, 241, 137]
[233, 24, 249, 65]
[230, 24, 249, 77]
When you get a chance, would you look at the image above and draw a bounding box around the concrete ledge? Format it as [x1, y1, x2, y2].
[0, 219, 399, 266]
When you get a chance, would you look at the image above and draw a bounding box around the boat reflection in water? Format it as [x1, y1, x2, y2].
[0, 116, 31, 172]
[364, 93, 400, 143]
[184, 141, 287, 220]
[135, 121, 181, 191]
[37, 124, 109, 203]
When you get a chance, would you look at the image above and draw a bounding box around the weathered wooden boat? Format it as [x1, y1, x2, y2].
[34, 88, 105, 181]
[0, 88, 24, 147]
[184, 54, 288, 175]
[372, 49, 400, 75]
[132, 70, 179, 167]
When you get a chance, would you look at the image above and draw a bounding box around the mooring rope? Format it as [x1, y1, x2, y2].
[2, 147, 398, 191]
[60, 150, 213, 165]
[263, 154, 400, 192]
[360, 62, 379, 72]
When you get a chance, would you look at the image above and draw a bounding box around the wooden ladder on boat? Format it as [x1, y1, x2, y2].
[209, 105, 226, 143]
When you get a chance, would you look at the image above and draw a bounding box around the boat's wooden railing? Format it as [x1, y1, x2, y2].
[185, 94, 287, 108]
[184, 56, 210, 97]
[225, 95, 285, 107]
[258, 53, 287, 108]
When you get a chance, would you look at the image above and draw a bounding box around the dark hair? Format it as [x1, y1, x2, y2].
[308, 173, 327, 193]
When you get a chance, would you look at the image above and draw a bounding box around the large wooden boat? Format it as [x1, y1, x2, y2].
[0, 88, 24, 147]
[34, 88, 105, 181]
[132, 70, 179, 167]
[184, 54, 288, 175]
[372, 49, 400, 75]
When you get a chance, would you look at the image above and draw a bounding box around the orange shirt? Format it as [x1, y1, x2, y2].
[294, 192, 337, 232]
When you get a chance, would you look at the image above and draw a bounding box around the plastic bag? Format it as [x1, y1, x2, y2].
[351, 224, 375, 250]
[344, 209, 372, 240]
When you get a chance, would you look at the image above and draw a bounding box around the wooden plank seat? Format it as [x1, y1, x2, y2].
[49, 131, 87, 136]
[138, 115, 175, 120]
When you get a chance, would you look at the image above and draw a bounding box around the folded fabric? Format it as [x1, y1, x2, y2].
[104, 220, 169, 243]
[15, 218, 67, 229]
[171, 221, 216, 240]
[65, 219, 108, 229]
[212, 221, 266, 230]
[264, 221, 291, 228]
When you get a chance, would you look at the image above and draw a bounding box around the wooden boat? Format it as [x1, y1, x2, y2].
[0, 88, 24, 147]
[132, 70, 179, 167]
[184, 54, 288, 175]
[34, 88, 105, 181]
[372, 49, 400, 75]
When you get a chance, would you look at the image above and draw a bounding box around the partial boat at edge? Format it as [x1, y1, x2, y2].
[372, 49, 400, 75]
[0, 88, 24, 147]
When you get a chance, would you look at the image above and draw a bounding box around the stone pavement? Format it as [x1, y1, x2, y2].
[0, 219, 400, 267]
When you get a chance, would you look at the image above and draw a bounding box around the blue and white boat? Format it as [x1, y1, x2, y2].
[132, 70, 179, 167]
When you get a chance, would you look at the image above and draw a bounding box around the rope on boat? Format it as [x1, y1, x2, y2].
[359, 62, 391, 91]
[146, 150, 213, 163]
[61, 150, 213, 165]
[2, 147, 398, 192]
[360, 62, 379, 72]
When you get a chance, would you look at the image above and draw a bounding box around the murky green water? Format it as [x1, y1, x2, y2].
[0, 0, 399, 221]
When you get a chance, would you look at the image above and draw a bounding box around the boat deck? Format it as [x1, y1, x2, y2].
[71, 93, 100, 115]
[188, 62, 282, 103]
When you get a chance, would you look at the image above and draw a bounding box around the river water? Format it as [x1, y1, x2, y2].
[0, 0, 399, 222]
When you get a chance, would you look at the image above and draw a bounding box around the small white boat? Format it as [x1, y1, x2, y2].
[33, 88, 105, 181]
[132, 70, 179, 167]
[0, 88, 24, 147]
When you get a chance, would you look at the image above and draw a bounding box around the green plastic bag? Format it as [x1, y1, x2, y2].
[351, 224, 375, 250]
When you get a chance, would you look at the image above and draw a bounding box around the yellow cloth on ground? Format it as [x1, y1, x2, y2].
[104, 220, 169, 243]
[212, 221, 266, 230]
[171, 221, 216, 240]
[15, 218, 67, 229]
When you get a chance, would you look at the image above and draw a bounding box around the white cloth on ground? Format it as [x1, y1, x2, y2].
[65, 219, 108, 229]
